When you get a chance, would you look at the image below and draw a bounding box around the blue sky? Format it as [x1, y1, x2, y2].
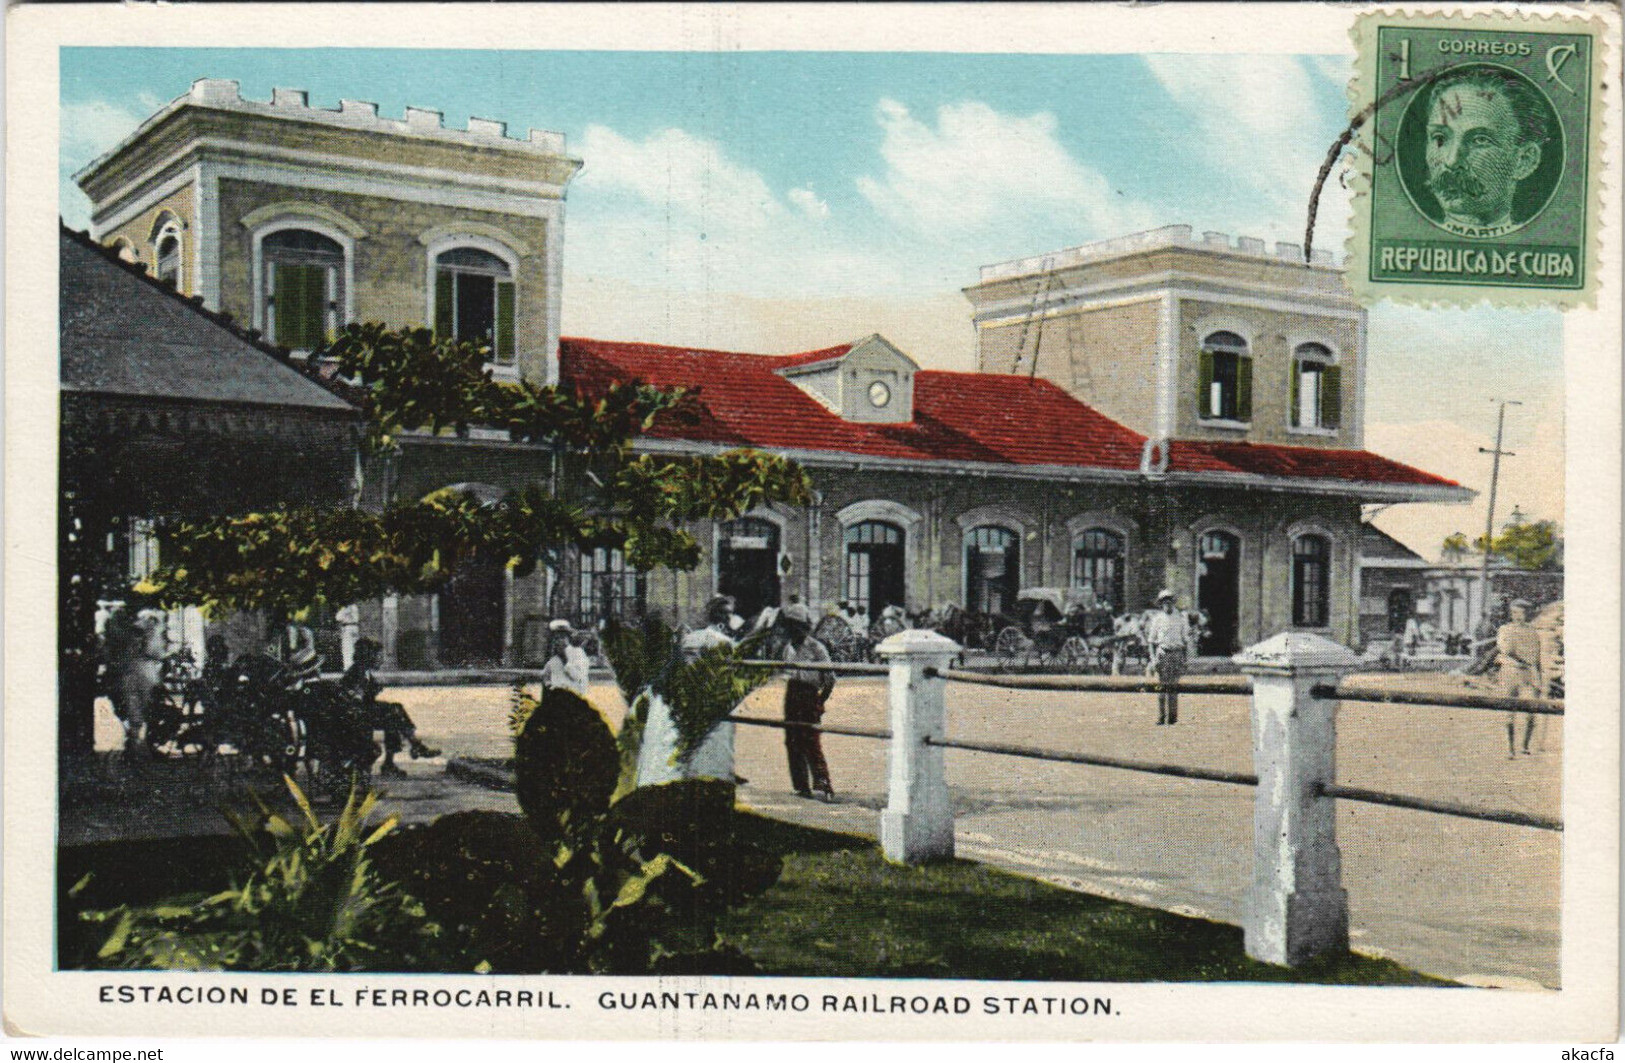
[60, 47, 1355, 296]
[59, 48, 1565, 553]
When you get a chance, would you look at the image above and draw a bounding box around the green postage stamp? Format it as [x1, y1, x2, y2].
[1350, 9, 1606, 306]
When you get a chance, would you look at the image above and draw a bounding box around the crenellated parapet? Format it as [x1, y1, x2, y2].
[977, 224, 1339, 285]
[185, 79, 571, 155]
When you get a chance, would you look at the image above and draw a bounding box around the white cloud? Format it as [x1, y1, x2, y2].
[575, 124, 785, 233]
[61, 92, 164, 162]
[59, 92, 168, 229]
[854, 98, 1157, 240]
[1143, 56, 1347, 248]
[787, 187, 830, 220]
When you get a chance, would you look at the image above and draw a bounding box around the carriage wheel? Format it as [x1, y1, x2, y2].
[993, 627, 1026, 668]
[145, 685, 212, 759]
[1059, 636, 1093, 673]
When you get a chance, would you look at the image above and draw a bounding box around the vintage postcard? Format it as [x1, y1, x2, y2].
[5, 2, 1620, 1047]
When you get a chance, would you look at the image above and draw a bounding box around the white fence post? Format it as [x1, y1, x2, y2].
[877, 629, 961, 864]
[1234, 632, 1363, 966]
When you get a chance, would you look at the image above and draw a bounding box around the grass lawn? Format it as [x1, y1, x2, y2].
[59, 806, 1445, 984]
[722, 813, 1446, 985]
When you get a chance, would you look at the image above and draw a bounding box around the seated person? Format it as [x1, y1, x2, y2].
[341, 638, 438, 777]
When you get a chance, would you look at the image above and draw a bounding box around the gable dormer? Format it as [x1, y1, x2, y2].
[776, 334, 917, 424]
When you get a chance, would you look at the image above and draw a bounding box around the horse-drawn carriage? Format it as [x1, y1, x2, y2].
[989, 589, 1110, 671]
[118, 648, 378, 798]
[811, 604, 910, 663]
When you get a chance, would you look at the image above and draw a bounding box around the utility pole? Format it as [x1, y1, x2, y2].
[1476, 400, 1521, 637]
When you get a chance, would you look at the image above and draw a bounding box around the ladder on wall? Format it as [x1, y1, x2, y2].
[1010, 256, 1055, 377]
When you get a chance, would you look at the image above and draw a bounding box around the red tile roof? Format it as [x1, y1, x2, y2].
[558, 336, 1460, 490]
[1166, 440, 1458, 487]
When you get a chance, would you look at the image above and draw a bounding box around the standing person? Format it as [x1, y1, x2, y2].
[1496, 599, 1543, 758]
[540, 619, 591, 698]
[1145, 589, 1191, 726]
[342, 638, 438, 777]
[778, 604, 835, 801]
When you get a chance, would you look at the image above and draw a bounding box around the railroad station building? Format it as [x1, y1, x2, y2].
[75, 81, 1470, 665]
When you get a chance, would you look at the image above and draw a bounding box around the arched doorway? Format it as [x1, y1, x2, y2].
[844, 521, 905, 621]
[1196, 530, 1241, 655]
[431, 482, 506, 668]
[717, 516, 782, 621]
[966, 525, 1020, 616]
[439, 560, 506, 667]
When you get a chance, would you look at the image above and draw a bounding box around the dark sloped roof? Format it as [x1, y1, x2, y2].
[558, 336, 1460, 490]
[59, 227, 355, 414]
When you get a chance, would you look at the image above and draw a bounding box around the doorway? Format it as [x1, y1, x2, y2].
[718, 517, 782, 621]
[1196, 530, 1241, 655]
[438, 559, 506, 667]
[845, 521, 905, 621]
[1387, 587, 1414, 634]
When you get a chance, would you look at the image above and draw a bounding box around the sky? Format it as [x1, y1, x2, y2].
[59, 48, 1566, 558]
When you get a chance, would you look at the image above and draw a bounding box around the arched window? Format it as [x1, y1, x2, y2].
[965, 525, 1020, 616]
[1291, 342, 1341, 430]
[262, 228, 345, 350]
[1198, 330, 1252, 423]
[154, 224, 182, 287]
[1071, 528, 1126, 612]
[434, 246, 516, 365]
[1292, 534, 1331, 628]
[844, 521, 905, 620]
[580, 546, 645, 623]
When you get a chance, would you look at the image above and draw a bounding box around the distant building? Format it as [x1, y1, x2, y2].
[1356, 525, 1433, 647]
[75, 83, 1472, 665]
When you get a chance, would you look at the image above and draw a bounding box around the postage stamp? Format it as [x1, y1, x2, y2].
[4, 1, 1622, 1054]
[1348, 8, 1608, 307]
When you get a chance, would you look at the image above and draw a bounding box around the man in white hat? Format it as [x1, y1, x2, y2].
[779, 603, 835, 800]
[540, 619, 591, 698]
[1145, 589, 1192, 725]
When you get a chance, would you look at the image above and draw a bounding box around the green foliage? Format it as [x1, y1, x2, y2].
[1488, 519, 1562, 571]
[512, 688, 621, 847]
[135, 322, 813, 615]
[369, 811, 584, 973]
[397, 689, 782, 973]
[656, 629, 774, 762]
[598, 616, 774, 769]
[323, 322, 701, 457]
[84, 779, 445, 971]
[1441, 521, 1562, 571]
[598, 617, 679, 799]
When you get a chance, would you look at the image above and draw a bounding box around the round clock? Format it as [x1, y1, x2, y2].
[868, 380, 891, 407]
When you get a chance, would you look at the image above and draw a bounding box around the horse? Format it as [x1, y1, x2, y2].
[103, 607, 168, 755]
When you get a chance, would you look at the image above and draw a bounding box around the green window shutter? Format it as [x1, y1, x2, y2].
[274, 263, 325, 349]
[1289, 361, 1302, 427]
[1235, 355, 1253, 422]
[435, 271, 455, 338]
[495, 281, 515, 363]
[1321, 364, 1342, 429]
[1197, 349, 1214, 419]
